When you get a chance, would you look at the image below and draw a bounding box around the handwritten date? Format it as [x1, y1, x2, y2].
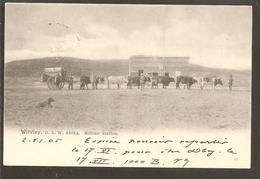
[22, 137, 62, 143]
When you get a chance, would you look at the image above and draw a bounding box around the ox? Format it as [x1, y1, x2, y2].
[199, 77, 223, 89]
[176, 76, 197, 90]
[80, 75, 91, 90]
[140, 74, 150, 90]
[127, 75, 150, 89]
[107, 76, 128, 89]
[127, 76, 139, 89]
[151, 76, 159, 89]
[91, 76, 105, 90]
[159, 76, 175, 89]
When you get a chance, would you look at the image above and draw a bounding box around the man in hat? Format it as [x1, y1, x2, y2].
[228, 74, 233, 91]
[140, 73, 146, 90]
[68, 73, 74, 90]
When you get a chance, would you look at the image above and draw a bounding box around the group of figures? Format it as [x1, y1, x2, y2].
[69, 73, 234, 91]
[195, 75, 233, 90]
[43, 67, 234, 90]
[126, 73, 175, 90]
[77, 73, 175, 90]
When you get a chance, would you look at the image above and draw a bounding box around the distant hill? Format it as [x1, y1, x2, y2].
[5, 57, 129, 77]
[5, 57, 251, 87]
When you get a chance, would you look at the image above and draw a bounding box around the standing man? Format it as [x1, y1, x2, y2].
[127, 75, 132, 89]
[140, 73, 146, 90]
[91, 72, 97, 90]
[228, 74, 233, 91]
[94, 76, 99, 90]
[68, 73, 74, 90]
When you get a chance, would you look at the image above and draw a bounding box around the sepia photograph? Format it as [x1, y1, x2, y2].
[3, 3, 252, 168]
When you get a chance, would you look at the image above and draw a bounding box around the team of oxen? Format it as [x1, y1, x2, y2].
[78, 74, 225, 90]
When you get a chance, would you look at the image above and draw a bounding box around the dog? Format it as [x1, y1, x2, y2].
[36, 98, 55, 108]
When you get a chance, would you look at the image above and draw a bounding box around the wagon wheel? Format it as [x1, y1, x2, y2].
[57, 81, 65, 89]
[47, 77, 55, 89]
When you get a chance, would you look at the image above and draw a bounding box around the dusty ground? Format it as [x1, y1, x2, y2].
[4, 77, 251, 132]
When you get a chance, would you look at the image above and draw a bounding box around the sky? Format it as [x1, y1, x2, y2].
[5, 3, 252, 69]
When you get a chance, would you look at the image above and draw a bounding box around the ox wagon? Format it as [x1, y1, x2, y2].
[41, 67, 68, 89]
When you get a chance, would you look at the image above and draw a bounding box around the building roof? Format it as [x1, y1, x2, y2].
[129, 55, 189, 63]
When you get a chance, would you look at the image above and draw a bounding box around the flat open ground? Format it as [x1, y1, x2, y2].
[4, 77, 251, 132]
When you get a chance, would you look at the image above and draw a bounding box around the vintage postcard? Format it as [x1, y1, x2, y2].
[3, 3, 251, 168]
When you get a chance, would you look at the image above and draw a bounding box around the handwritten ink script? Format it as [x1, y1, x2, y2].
[70, 137, 237, 167]
[8, 129, 247, 168]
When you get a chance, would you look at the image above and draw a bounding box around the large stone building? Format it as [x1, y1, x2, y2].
[129, 55, 190, 76]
